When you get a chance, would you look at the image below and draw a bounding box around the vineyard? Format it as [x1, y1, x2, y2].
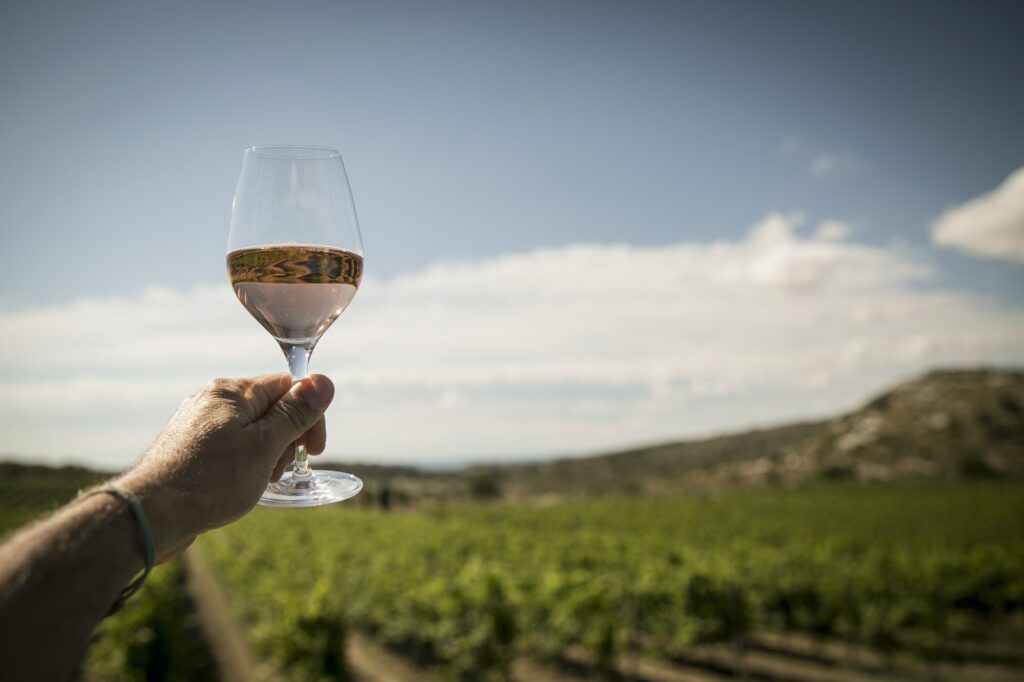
[1, 464, 1022, 681]
[199, 481, 1024, 681]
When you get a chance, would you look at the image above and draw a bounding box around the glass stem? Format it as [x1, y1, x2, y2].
[283, 343, 314, 479]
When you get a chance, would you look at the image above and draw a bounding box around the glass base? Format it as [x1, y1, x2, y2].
[258, 469, 363, 508]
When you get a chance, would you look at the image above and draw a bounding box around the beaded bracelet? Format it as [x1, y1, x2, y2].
[81, 485, 155, 614]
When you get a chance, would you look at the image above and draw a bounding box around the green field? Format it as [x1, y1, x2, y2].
[200, 481, 1024, 681]
[2, 467, 1021, 680]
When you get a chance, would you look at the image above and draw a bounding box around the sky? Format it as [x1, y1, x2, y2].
[1, 0, 1023, 469]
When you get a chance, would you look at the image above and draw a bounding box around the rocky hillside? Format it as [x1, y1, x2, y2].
[465, 368, 1024, 499]
[788, 368, 1024, 481]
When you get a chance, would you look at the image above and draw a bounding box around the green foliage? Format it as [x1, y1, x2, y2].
[0, 464, 104, 537]
[466, 473, 502, 499]
[79, 560, 216, 682]
[200, 481, 1024, 679]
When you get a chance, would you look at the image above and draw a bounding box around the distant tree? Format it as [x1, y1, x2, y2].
[821, 464, 855, 481]
[957, 452, 997, 479]
[467, 473, 501, 499]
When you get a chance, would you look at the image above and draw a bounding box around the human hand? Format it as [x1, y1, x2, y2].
[114, 373, 334, 562]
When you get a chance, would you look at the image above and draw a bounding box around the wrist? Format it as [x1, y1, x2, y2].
[68, 493, 146, 579]
[114, 471, 197, 561]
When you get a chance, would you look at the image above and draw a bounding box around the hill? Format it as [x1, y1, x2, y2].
[786, 368, 1024, 481]
[461, 368, 1024, 500]
[1, 368, 1021, 505]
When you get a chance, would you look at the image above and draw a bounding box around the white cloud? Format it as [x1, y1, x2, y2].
[1, 214, 1023, 469]
[808, 152, 856, 178]
[814, 220, 852, 242]
[931, 167, 1024, 263]
[780, 137, 801, 154]
[778, 139, 858, 179]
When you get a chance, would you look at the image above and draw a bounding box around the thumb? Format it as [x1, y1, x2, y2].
[259, 375, 335, 446]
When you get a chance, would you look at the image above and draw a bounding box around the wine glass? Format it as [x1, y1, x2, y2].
[227, 145, 364, 507]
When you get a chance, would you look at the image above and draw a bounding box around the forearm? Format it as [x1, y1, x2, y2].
[0, 493, 145, 681]
[0, 373, 331, 680]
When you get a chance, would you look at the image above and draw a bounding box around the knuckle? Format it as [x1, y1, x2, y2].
[275, 399, 310, 432]
[205, 377, 240, 400]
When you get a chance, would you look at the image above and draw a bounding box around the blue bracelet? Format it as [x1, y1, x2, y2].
[82, 485, 155, 614]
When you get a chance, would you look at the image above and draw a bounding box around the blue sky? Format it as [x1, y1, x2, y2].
[1, 1, 1022, 467]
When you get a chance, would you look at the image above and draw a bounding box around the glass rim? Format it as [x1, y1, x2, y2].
[245, 145, 342, 160]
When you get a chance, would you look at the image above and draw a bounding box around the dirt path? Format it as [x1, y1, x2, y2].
[345, 632, 438, 682]
[183, 547, 264, 682]
[519, 652, 729, 682]
[746, 632, 1024, 682]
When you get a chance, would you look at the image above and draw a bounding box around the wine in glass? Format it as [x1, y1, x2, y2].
[227, 145, 364, 507]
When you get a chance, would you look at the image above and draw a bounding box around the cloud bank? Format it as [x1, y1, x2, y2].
[2, 213, 1023, 468]
[932, 167, 1024, 263]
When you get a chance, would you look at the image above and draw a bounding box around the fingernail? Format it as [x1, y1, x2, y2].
[290, 377, 328, 408]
